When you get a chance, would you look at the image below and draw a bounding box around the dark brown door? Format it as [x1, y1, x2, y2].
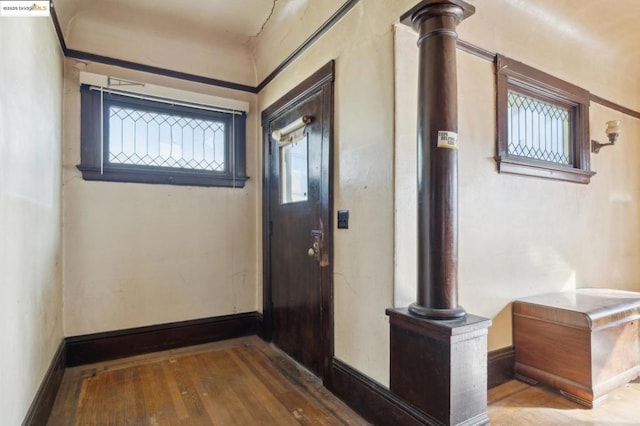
[262, 62, 334, 379]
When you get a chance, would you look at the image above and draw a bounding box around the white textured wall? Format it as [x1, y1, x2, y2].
[64, 7, 256, 86]
[395, 29, 640, 350]
[257, 1, 399, 385]
[395, 3, 640, 350]
[249, 0, 347, 82]
[255, 0, 640, 385]
[0, 18, 64, 424]
[62, 61, 260, 336]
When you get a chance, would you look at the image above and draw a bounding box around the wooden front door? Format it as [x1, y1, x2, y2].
[262, 62, 334, 379]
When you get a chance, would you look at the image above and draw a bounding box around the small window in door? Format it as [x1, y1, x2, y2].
[279, 133, 309, 204]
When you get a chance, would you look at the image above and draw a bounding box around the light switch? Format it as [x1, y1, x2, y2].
[337, 210, 349, 229]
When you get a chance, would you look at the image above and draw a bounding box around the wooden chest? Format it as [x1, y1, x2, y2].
[513, 288, 640, 407]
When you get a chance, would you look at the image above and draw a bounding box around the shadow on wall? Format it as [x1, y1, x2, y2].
[488, 304, 512, 350]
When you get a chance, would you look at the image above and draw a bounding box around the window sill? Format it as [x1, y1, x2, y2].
[495, 156, 596, 184]
[77, 165, 249, 188]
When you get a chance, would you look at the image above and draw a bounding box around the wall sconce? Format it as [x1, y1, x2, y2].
[591, 120, 621, 153]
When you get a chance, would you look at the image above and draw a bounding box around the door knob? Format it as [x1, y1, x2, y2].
[308, 241, 319, 259]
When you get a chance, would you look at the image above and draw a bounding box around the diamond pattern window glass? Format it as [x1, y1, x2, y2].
[507, 91, 571, 165]
[495, 55, 594, 184]
[78, 85, 248, 188]
[108, 105, 227, 172]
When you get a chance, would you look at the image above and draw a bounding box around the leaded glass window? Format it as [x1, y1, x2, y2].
[108, 105, 227, 172]
[78, 85, 247, 188]
[495, 54, 594, 184]
[507, 91, 571, 165]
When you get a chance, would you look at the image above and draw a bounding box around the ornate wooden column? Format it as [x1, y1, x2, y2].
[410, 0, 470, 319]
[386, 1, 491, 424]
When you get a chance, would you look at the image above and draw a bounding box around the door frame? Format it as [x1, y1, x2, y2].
[261, 61, 335, 380]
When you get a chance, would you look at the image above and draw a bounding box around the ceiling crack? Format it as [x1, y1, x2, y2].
[250, 0, 277, 39]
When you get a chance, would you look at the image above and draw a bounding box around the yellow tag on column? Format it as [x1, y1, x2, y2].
[437, 131, 458, 149]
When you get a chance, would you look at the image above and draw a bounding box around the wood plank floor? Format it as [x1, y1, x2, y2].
[49, 336, 640, 425]
[488, 377, 640, 425]
[48, 336, 369, 425]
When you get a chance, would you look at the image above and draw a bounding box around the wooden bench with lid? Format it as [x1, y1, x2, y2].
[513, 288, 640, 407]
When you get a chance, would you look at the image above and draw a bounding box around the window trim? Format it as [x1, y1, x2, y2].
[78, 84, 248, 188]
[495, 54, 595, 184]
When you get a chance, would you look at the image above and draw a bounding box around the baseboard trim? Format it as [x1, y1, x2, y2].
[65, 311, 262, 366]
[327, 347, 514, 425]
[327, 358, 436, 426]
[256, 311, 265, 339]
[488, 346, 515, 389]
[22, 340, 66, 426]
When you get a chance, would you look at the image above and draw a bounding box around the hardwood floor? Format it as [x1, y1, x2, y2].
[488, 377, 640, 425]
[48, 336, 640, 425]
[48, 336, 368, 425]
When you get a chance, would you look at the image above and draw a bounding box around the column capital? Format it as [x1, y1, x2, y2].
[400, 0, 475, 27]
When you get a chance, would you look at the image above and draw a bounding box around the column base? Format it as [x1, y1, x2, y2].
[409, 302, 466, 319]
[386, 307, 492, 426]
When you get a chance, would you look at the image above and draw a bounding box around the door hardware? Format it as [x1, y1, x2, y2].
[308, 230, 322, 260]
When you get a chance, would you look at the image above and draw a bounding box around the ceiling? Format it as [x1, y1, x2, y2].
[50, 0, 640, 92]
[54, 0, 276, 43]
[495, 0, 640, 74]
